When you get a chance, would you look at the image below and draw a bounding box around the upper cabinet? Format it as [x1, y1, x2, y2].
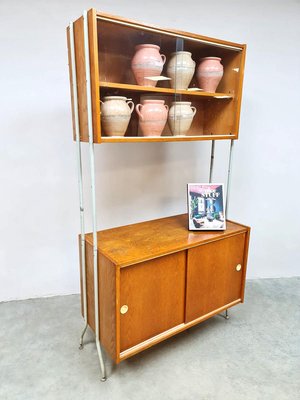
[67, 9, 246, 143]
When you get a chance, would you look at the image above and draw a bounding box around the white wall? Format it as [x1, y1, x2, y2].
[0, 0, 299, 301]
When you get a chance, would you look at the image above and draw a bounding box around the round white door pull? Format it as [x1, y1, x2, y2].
[236, 264, 242, 271]
[120, 305, 128, 314]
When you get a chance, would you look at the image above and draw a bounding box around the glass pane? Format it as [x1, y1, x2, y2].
[97, 19, 179, 138]
[97, 18, 242, 139]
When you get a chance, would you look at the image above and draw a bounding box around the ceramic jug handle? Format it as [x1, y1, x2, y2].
[191, 106, 197, 116]
[164, 104, 169, 112]
[136, 104, 143, 120]
[100, 100, 104, 105]
[161, 54, 166, 65]
[127, 100, 134, 114]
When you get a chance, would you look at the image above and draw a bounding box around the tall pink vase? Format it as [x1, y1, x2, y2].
[131, 44, 166, 87]
[196, 57, 224, 93]
[136, 100, 168, 136]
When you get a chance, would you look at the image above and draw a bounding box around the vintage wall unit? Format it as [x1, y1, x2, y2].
[67, 9, 249, 381]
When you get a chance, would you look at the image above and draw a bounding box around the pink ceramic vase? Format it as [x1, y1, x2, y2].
[136, 100, 168, 136]
[131, 44, 166, 87]
[196, 57, 223, 92]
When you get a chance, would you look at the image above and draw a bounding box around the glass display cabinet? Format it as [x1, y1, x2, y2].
[67, 9, 249, 381]
[68, 9, 246, 143]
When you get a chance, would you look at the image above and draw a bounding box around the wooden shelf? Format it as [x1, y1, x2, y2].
[101, 134, 235, 143]
[99, 81, 233, 99]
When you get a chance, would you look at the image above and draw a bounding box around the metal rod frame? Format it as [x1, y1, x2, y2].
[83, 10, 107, 382]
[224, 139, 235, 321]
[209, 141, 215, 183]
[209, 140, 234, 320]
[69, 12, 106, 381]
[69, 23, 88, 350]
[225, 140, 234, 217]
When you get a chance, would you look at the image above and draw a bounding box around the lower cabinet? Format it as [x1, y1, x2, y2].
[82, 217, 250, 364]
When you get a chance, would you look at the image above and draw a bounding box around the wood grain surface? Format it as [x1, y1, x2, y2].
[185, 233, 246, 322]
[85, 214, 249, 267]
[119, 252, 186, 351]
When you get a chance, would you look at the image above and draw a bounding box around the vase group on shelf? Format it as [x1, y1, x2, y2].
[101, 96, 198, 137]
[100, 45, 225, 137]
[130, 43, 224, 92]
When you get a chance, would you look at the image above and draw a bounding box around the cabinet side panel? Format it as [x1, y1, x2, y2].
[73, 17, 88, 142]
[78, 236, 84, 317]
[66, 27, 76, 140]
[83, 241, 117, 361]
[99, 253, 117, 361]
[88, 9, 101, 143]
[233, 46, 247, 137]
[84, 241, 95, 329]
[240, 227, 250, 302]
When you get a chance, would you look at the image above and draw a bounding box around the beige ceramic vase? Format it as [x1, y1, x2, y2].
[168, 101, 197, 136]
[136, 99, 169, 137]
[196, 57, 223, 92]
[131, 44, 166, 87]
[166, 51, 196, 90]
[100, 96, 134, 137]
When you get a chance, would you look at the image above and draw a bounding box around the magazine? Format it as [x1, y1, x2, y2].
[187, 183, 226, 230]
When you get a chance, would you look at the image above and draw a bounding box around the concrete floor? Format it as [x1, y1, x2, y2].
[0, 278, 299, 400]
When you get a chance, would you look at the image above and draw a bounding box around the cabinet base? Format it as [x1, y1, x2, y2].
[119, 299, 241, 362]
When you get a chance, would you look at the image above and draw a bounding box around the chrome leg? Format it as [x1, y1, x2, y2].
[96, 339, 107, 382]
[79, 323, 88, 350]
[69, 22, 89, 349]
[83, 10, 106, 381]
[225, 309, 229, 320]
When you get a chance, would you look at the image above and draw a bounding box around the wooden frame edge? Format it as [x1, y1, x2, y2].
[95, 9, 244, 50]
[119, 299, 241, 361]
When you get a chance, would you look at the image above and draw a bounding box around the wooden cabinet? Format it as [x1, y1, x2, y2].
[67, 9, 246, 144]
[81, 214, 250, 364]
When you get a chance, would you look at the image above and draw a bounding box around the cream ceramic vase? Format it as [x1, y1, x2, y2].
[100, 96, 134, 137]
[196, 57, 223, 92]
[136, 99, 169, 137]
[166, 51, 196, 90]
[168, 101, 197, 136]
[131, 44, 166, 87]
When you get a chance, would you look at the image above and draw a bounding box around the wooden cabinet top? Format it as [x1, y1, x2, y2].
[85, 214, 249, 267]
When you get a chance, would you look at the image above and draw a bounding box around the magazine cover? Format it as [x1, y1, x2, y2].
[187, 183, 226, 231]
